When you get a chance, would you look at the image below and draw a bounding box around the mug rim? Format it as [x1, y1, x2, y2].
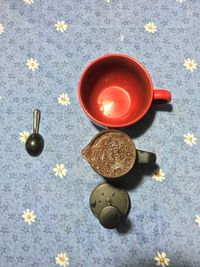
[78, 53, 154, 128]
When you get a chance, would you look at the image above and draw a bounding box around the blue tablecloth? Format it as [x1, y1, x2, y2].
[0, 0, 200, 266]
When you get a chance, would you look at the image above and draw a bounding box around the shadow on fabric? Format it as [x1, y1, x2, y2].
[106, 163, 159, 192]
[116, 218, 132, 234]
[91, 103, 173, 139]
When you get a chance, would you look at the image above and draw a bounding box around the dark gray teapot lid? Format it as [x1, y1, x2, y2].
[90, 183, 130, 229]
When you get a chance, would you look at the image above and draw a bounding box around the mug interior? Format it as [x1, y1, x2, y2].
[79, 55, 153, 127]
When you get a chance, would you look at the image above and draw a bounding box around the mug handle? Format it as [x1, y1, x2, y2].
[153, 89, 172, 104]
[136, 150, 156, 164]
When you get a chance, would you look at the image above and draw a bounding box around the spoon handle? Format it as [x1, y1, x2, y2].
[33, 109, 41, 134]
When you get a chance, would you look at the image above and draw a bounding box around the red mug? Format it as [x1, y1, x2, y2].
[78, 54, 172, 128]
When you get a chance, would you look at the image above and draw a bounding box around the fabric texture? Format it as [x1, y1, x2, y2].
[0, 0, 200, 266]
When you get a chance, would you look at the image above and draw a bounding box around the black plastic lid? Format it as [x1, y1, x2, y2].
[90, 183, 130, 229]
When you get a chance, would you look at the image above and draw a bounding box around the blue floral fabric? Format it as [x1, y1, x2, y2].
[0, 0, 200, 266]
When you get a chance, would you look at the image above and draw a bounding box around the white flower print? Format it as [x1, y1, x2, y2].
[154, 251, 170, 267]
[152, 169, 165, 182]
[195, 215, 200, 227]
[58, 94, 70, 106]
[22, 209, 36, 225]
[144, 22, 157, 33]
[183, 58, 197, 72]
[119, 35, 124, 42]
[19, 131, 30, 143]
[55, 21, 68, 32]
[0, 23, 4, 35]
[26, 58, 39, 71]
[176, 0, 185, 3]
[23, 0, 34, 5]
[53, 164, 67, 178]
[55, 252, 69, 267]
[184, 133, 197, 146]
